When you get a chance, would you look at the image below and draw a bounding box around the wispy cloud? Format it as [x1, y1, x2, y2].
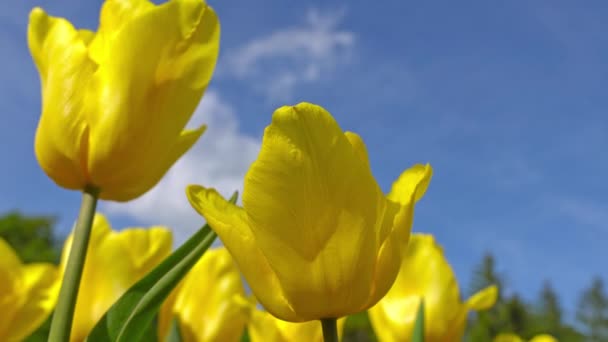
[220, 8, 355, 101]
[554, 196, 608, 233]
[103, 91, 260, 244]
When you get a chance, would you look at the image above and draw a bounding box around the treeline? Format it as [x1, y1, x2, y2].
[466, 254, 608, 342]
[2, 211, 607, 341]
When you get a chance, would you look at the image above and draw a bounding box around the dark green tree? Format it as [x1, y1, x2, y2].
[0, 211, 60, 263]
[502, 294, 530, 336]
[577, 276, 608, 342]
[466, 253, 507, 341]
[533, 281, 562, 337]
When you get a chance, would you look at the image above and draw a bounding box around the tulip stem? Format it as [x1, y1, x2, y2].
[49, 185, 100, 342]
[321, 318, 338, 342]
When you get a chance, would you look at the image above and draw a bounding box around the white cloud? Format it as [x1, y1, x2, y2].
[103, 91, 260, 244]
[221, 8, 355, 101]
[555, 197, 608, 232]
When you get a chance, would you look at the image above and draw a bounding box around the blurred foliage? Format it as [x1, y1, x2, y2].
[0, 210, 60, 263]
[2, 211, 607, 342]
[343, 311, 377, 341]
[577, 277, 608, 341]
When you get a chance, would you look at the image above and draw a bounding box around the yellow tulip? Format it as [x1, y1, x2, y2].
[368, 234, 498, 342]
[60, 213, 172, 341]
[248, 308, 346, 342]
[529, 334, 558, 342]
[0, 239, 59, 342]
[494, 334, 524, 342]
[187, 102, 432, 321]
[158, 247, 248, 342]
[494, 333, 558, 342]
[27, 0, 220, 201]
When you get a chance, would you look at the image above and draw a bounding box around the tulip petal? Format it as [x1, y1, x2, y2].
[494, 333, 524, 342]
[465, 285, 498, 311]
[101, 124, 206, 201]
[160, 248, 247, 342]
[0, 240, 59, 342]
[530, 334, 558, 342]
[61, 213, 172, 341]
[384, 164, 433, 241]
[344, 131, 370, 167]
[387, 163, 433, 205]
[0, 239, 21, 277]
[9, 264, 59, 342]
[369, 234, 464, 342]
[186, 185, 298, 321]
[28, 7, 96, 190]
[89, 0, 153, 64]
[367, 165, 433, 306]
[0, 240, 25, 338]
[108, 227, 173, 278]
[88, 0, 220, 197]
[242, 103, 381, 319]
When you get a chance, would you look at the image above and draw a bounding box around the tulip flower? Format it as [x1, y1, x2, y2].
[368, 234, 497, 342]
[494, 334, 523, 342]
[187, 102, 432, 323]
[0, 239, 59, 341]
[529, 335, 558, 342]
[60, 213, 172, 341]
[494, 333, 558, 342]
[158, 247, 248, 342]
[248, 308, 346, 342]
[27, 0, 220, 202]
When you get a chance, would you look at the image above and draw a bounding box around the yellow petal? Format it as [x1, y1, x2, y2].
[388, 163, 433, 205]
[0, 238, 21, 279]
[369, 234, 471, 342]
[494, 333, 524, 342]
[186, 185, 298, 321]
[61, 213, 172, 341]
[89, 0, 153, 63]
[248, 309, 347, 342]
[88, 0, 220, 199]
[466, 285, 498, 311]
[9, 264, 59, 342]
[344, 131, 369, 167]
[0, 239, 59, 342]
[159, 247, 247, 342]
[28, 7, 95, 190]
[242, 103, 381, 319]
[366, 165, 433, 306]
[530, 334, 558, 342]
[100, 125, 206, 201]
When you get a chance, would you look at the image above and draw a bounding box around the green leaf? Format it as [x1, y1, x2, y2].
[412, 298, 425, 342]
[87, 192, 238, 342]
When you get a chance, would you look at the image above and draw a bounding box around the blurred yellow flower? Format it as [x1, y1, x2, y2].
[60, 213, 172, 341]
[187, 102, 432, 321]
[248, 308, 346, 342]
[494, 333, 524, 342]
[27, 0, 220, 201]
[159, 247, 248, 342]
[530, 334, 558, 342]
[494, 333, 558, 342]
[0, 239, 59, 342]
[369, 234, 497, 342]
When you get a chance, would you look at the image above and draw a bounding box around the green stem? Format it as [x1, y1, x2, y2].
[48, 185, 99, 342]
[321, 318, 338, 342]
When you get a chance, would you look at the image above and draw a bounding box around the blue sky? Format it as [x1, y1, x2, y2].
[1, 0, 607, 321]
